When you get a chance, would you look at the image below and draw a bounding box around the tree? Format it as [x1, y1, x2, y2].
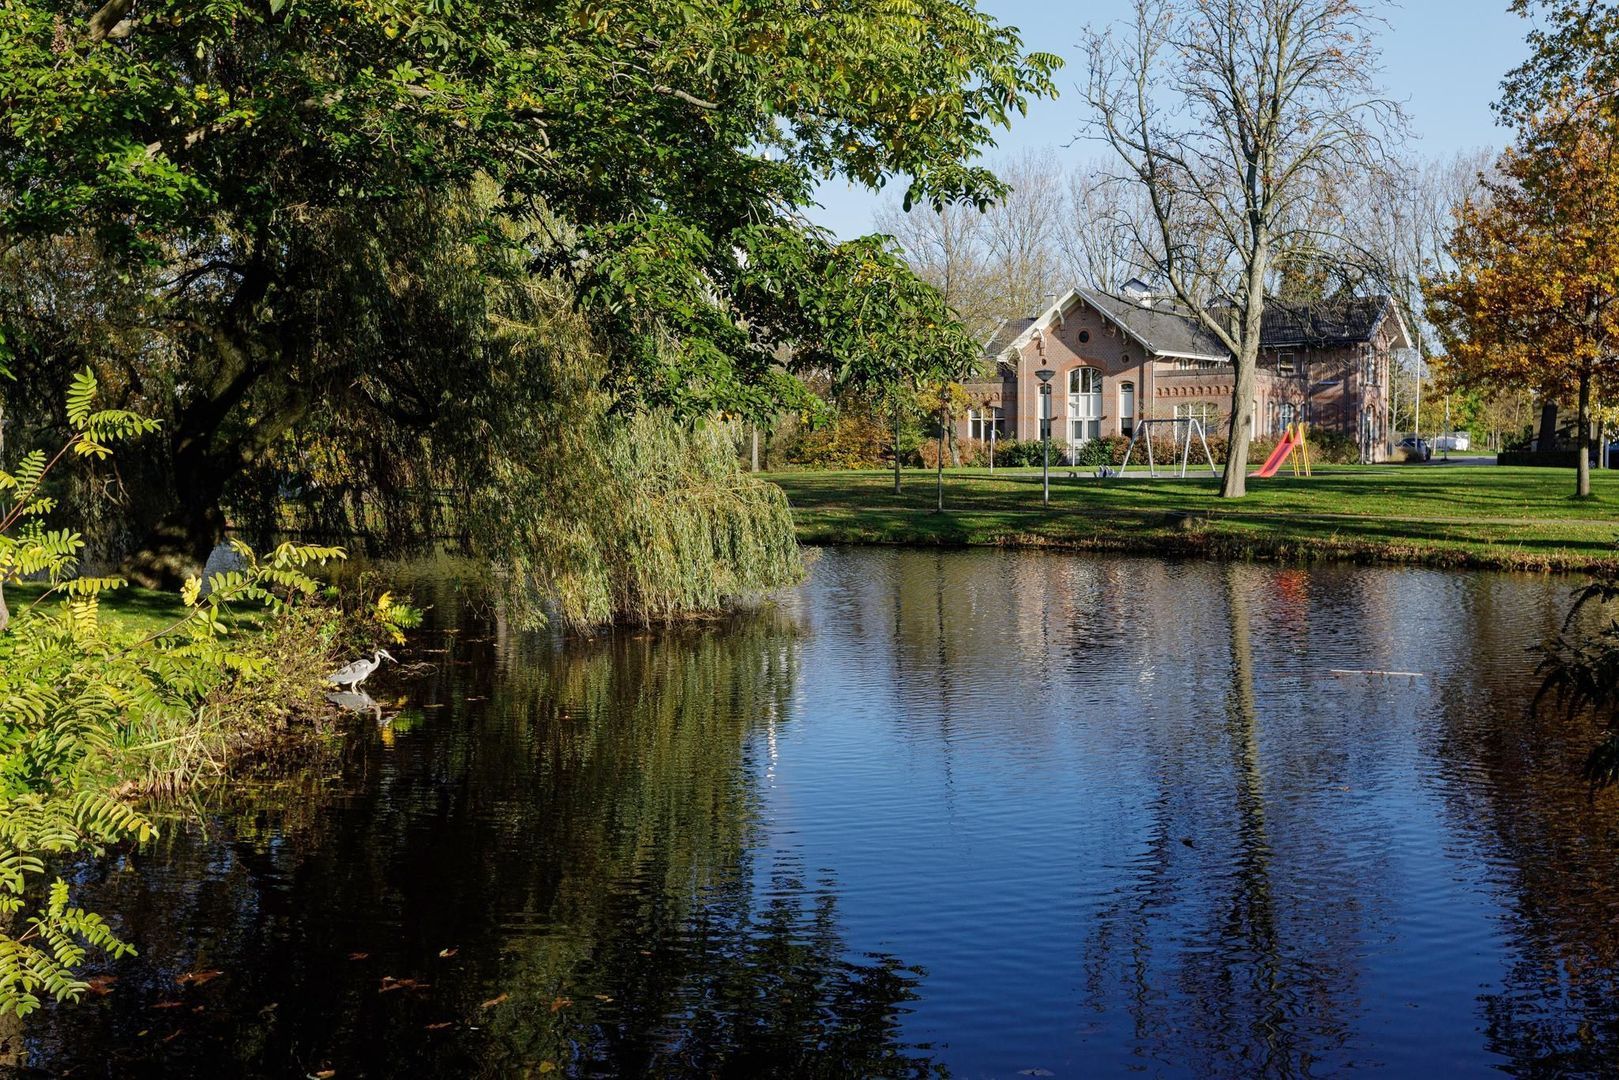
[874, 199, 996, 341]
[1083, 0, 1403, 497]
[876, 149, 1069, 341]
[1059, 162, 1153, 292]
[0, 0, 1058, 576]
[979, 149, 1067, 322]
[1427, 97, 1619, 498]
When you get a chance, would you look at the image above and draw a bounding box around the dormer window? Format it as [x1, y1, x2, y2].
[1121, 277, 1156, 306]
[1278, 353, 1297, 375]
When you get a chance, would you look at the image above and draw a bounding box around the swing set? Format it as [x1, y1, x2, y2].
[1114, 417, 1219, 478]
[1103, 417, 1313, 479]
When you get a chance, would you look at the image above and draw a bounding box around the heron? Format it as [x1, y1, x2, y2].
[325, 648, 395, 690]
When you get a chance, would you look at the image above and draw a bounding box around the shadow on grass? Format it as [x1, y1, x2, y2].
[8, 581, 186, 635]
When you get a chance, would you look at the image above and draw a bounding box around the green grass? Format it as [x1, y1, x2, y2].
[6, 581, 188, 637]
[772, 463, 1619, 573]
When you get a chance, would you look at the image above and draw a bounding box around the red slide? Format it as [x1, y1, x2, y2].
[1252, 430, 1296, 478]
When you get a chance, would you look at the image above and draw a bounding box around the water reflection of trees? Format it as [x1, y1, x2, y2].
[1428, 592, 1619, 1076]
[22, 602, 940, 1078]
[1078, 565, 1361, 1076]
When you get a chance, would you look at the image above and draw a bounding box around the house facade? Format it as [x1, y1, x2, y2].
[960, 283, 1408, 463]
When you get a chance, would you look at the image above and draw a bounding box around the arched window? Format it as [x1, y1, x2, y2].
[1068, 366, 1102, 445]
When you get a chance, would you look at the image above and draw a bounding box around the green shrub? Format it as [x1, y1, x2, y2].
[0, 373, 398, 1017]
[993, 438, 1048, 467]
[784, 412, 893, 469]
[1073, 437, 1122, 468]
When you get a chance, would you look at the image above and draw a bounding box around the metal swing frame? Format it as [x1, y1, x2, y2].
[1114, 417, 1218, 478]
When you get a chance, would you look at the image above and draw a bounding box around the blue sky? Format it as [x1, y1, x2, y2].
[810, 0, 1534, 238]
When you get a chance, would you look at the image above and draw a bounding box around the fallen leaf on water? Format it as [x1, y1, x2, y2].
[150, 1001, 186, 1010]
[311, 1070, 337, 1079]
[549, 996, 572, 1013]
[85, 975, 117, 996]
[538, 1064, 557, 1075]
[161, 1029, 184, 1044]
[426, 1021, 454, 1031]
[176, 969, 223, 987]
[438, 947, 458, 959]
[480, 992, 509, 1010]
[593, 994, 613, 1003]
[379, 976, 431, 994]
[347, 952, 370, 961]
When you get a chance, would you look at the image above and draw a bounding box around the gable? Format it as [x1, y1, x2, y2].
[983, 289, 1228, 364]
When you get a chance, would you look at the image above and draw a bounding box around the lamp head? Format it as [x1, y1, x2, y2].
[1035, 368, 1055, 384]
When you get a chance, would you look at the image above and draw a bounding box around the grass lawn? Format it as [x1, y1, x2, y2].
[772, 463, 1619, 573]
[6, 581, 188, 637]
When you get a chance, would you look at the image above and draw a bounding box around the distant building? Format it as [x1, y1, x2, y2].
[960, 282, 1409, 463]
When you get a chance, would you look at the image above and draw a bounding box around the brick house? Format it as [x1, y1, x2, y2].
[960, 281, 1408, 462]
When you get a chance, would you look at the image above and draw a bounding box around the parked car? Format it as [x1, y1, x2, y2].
[1434, 432, 1471, 452]
[1397, 436, 1432, 462]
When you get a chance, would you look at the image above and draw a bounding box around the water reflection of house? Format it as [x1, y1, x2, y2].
[960, 281, 1410, 463]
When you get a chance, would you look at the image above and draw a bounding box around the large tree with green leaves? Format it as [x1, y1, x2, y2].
[0, 0, 1057, 582]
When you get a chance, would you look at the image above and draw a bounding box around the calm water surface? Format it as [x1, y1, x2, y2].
[20, 549, 1619, 1077]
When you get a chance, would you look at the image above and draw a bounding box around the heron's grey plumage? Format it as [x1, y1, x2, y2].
[325, 648, 395, 689]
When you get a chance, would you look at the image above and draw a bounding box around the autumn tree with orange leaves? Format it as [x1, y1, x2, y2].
[1427, 95, 1619, 498]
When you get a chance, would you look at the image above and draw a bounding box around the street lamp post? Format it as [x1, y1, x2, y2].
[1036, 368, 1055, 507]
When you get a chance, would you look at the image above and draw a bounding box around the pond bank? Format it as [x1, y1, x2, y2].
[774, 465, 1619, 574]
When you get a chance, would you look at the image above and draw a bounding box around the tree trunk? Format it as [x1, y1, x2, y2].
[1219, 263, 1267, 499]
[122, 406, 251, 587]
[1221, 341, 1261, 498]
[892, 395, 903, 495]
[1577, 367, 1592, 498]
[122, 459, 231, 587]
[934, 421, 944, 513]
[1538, 400, 1559, 452]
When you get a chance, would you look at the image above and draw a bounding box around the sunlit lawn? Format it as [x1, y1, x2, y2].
[7, 581, 190, 637]
[772, 463, 1619, 571]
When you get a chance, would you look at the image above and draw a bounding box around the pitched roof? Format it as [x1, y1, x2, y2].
[982, 317, 1037, 359]
[1076, 289, 1229, 362]
[982, 289, 1401, 365]
[1260, 296, 1395, 348]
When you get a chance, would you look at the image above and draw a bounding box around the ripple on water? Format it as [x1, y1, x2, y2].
[18, 549, 1619, 1078]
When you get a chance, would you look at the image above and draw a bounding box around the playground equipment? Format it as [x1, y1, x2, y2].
[1253, 422, 1312, 478]
[1114, 418, 1218, 478]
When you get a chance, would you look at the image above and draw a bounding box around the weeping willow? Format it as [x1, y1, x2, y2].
[492, 413, 801, 629]
[469, 289, 803, 630]
[220, 191, 803, 632]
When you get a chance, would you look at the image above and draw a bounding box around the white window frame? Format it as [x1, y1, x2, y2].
[1068, 367, 1102, 445]
[967, 408, 1003, 442]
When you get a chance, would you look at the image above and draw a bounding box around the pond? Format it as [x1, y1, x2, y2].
[19, 548, 1619, 1077]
